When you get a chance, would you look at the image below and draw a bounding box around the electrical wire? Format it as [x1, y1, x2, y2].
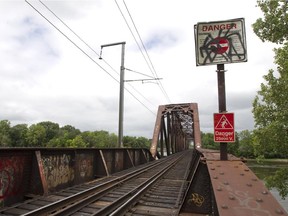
[113, 0, 153, 75]
[25, 0, 116, 81]
[25, 0, 156, 115]
[121, 0, 171, 103]
[39, 0, 118, 77]
[39, 0, 157, 112]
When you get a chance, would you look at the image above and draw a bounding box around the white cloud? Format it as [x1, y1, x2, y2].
[0, 0, 277, 138]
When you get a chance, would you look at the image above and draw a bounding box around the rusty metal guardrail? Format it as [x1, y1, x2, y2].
[0, 147, 153, 207]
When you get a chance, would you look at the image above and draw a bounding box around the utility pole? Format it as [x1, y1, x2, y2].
[99, 42, 126, 148]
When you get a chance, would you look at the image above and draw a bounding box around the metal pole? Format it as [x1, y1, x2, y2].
[118, 43, 125, 148]
[217, 64, 228, 160]
[100, 42, 126, 148]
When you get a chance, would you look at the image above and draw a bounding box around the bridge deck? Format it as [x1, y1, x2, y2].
[201, 150, 287, 215]
[0, 150, 195, 215]
[0, 148, 287, 215]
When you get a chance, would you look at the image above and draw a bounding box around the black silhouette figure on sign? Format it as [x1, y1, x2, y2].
[199, 23, 246, 65]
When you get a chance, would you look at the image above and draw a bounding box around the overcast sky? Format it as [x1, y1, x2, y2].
[0, 0, 276, 138]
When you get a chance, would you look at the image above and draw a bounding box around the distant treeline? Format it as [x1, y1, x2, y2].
[0, 120, 150, 148]
[0, 119, 285, 159]
[201, 130, 286, 159]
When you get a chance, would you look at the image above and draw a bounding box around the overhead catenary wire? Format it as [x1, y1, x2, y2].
[25, 0, 116, 81]
[38, 0, 120, 78]
[25, 0, 156, 116]
[38, 0, 157, 111]
[114, 0, 171, 102]
[121, 0, 171, 103]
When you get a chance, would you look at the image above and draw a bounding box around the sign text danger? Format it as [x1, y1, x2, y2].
[201, 23, 237, 32]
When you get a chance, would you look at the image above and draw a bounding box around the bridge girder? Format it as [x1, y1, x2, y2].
[150, 103, 201, 158]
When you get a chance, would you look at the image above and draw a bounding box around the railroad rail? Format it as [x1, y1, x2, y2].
[0, 103, 287, 215]
[0, 150, 196, 216]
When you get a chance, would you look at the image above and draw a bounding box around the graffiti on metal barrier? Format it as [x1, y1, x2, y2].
[188, 192, 205, 207]
[78, 155, 93, 178]
[0, 157, 26, 199]
[42, 154, 74, 188]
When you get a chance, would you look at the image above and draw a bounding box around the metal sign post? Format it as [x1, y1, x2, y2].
[217, 64, 228, 160]
[195, 18, 247, 160]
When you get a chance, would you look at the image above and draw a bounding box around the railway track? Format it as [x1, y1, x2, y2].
[0, 150, 197, 216]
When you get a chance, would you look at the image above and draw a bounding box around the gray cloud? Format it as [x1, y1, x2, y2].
[0, 0, 276, 139]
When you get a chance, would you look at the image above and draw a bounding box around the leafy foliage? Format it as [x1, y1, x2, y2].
[265, 168, 288, 199]
[200, 132, 218, 150]
[236, 130, 255, 158]
[252, 0, 288, 198]
[123, 136, 150, 148]
[0, 120, 148, 148]
[200, 131, 255, 158]
[0, 120, 11, 147]
[252, 15, 288, 158]
[253, 0, 288, 44]
[26, 124, 46, 147]
[10, 124, 28, 147]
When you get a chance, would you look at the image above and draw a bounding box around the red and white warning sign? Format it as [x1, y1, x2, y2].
[214, 113, 235, 142]
[195, 18, 247, 66]
[210, 37, 229, 54]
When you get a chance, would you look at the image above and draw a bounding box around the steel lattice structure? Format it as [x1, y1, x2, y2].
[150, 103, 201, 158]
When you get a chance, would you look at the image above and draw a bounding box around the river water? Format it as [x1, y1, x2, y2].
[247, 160, 288, 213]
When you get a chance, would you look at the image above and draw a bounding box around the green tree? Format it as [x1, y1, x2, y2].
[80, 130, 117, 147]
[70, 135, 87, 147]
[81, 131, 98, 147]
[47, 125, 81, 147]
[200, 132, 219, 150]
[38, 121, 60, 143]
[92, 130, 113, 147]
[123, 136, 135, 147]
[253, 0, 288, 44]
[266, 168, 288, 199]
[0, 120, 11, 147]
[237, 130, 255, 158]
[60, 125, 81, 140]
[253, 0, 288, 197]
[9, 124, 28, 147]
[123, 136, 150, 148]
[106, 133, 117, 148]
[135, 136, 150, 148]
[26, 124, 46, 147]
[227, 132, 239, 156]
[253, 27, 288, 157]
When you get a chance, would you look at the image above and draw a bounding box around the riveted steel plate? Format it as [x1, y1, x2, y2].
[206, 160, 287, 216]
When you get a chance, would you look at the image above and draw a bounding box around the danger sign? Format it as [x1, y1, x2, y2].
[194, 18, 247, 66]
[214, 113, 235, 142]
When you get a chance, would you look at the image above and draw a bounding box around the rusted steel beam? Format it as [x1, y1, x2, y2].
[150, 103, 201, 158]
[35, 151, 48, 195]
[99, 149, 110, 176]
[150, 105, 166, 157]
[201, 149, 288, 216]
[0, 148, 154, 208]
[190, 103, 201, 148]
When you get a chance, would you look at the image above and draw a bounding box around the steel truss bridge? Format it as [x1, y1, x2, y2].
[0, 103, 286, 216]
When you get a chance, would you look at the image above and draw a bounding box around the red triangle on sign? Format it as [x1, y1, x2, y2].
[215, 115, 233, 129]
